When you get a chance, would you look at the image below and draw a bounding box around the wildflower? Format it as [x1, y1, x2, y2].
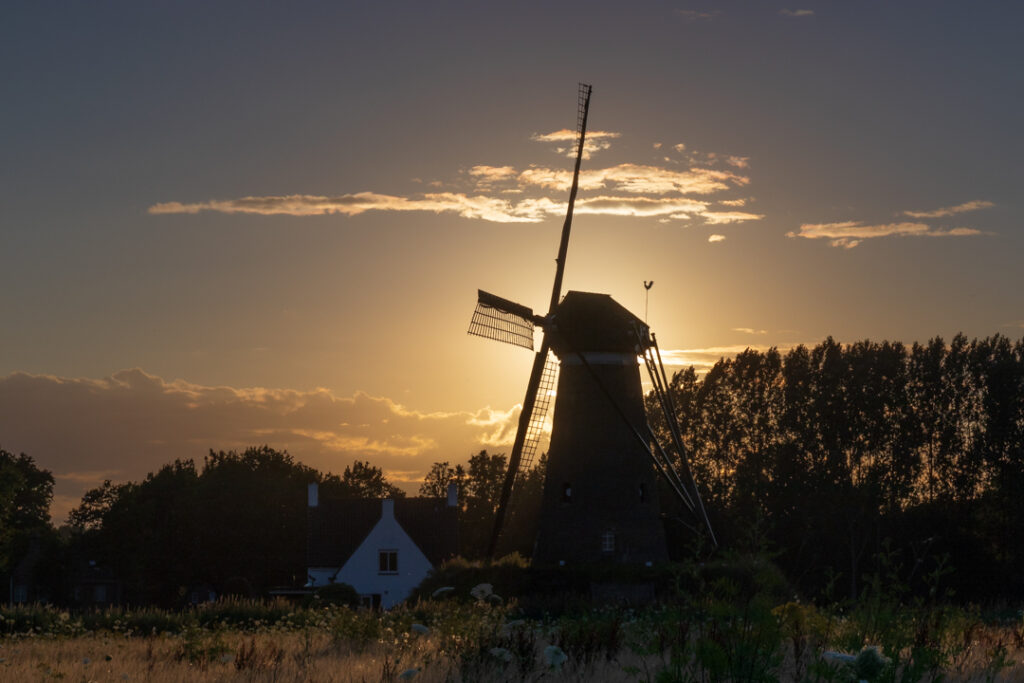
[411, 623, 430, 635]
[470, 583, 494, 601]
[544, 645, 568, 670]
[398, 667, 420, 679]
[489, 647, 514, 663]
[219, 654, 234, 664]
[431, 586, 455, 598]
[82, 657, 91, 665]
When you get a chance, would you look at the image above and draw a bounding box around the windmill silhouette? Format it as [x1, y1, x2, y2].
[468, 84, 715, 563]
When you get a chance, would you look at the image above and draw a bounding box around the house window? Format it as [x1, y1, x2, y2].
[378, 550, 398, 574]
[601, 531, 615, 553]
[562, 482, 572, 503]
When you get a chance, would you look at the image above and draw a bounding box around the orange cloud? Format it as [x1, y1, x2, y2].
[530, 129, 621, 159]
[152, 132, 760, 228]
[701, 211, 764, 225]
[657, 344, 803, 372]
[902, 200, 994, 218]
[788, 221, 983, 248]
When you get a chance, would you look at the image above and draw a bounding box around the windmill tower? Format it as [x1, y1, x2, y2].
[468, 84, 715, 564]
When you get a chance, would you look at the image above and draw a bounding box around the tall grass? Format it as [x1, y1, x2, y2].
[2, 576, 1023, 681]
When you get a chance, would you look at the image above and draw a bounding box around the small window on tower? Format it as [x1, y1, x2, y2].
[639, 483, 647, 503]
[601, 531, 615, 553]
[562, 482, 572, 502]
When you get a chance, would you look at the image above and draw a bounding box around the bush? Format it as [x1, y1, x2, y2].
[314, 583, 360, 608]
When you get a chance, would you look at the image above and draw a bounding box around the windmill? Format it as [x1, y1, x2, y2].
[467, 84, 715, 563]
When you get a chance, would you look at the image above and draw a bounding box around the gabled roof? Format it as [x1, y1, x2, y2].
[549, 291, 650, 355]
[307, 497, 458, 568]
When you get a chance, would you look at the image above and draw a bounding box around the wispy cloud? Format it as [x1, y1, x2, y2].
[150, 193, 548, 223]
[0, 369, 521, 521]
[780, 9, 814, 17]
[531, 129, 621, 159]
[151, 129, 761, 228]
[732, 327, 767, 335]
[676, 9, 720, 21]
[702, 211, 764, 225]
[514, 163, 748, 195]
[658, 343, 802, 371]
[902, 200, 993, 218]
[708, 234, 726, 243]
[787, 221, 983, 249]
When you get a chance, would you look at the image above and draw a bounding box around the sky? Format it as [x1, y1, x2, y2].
[2, 1, 1022, 521]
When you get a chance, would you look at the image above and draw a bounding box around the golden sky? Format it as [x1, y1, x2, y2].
[2, 1, 1021, 520]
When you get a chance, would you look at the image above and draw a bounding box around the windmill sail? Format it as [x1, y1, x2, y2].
[483, 83, 593, 558]
[468, 290, 538, 349]
[517, 351, 558, 472]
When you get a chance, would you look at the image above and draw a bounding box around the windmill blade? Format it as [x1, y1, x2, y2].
[486, 341, 556, 557]
[547, 83, 592, 313]
[480, 84, 593, 558]
[468, 290, 539, 350]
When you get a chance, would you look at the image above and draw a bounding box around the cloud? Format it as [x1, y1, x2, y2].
[153, 161, 759, 226]
[708, 234, 726, 243]
[780, 9, 814, 17]
[902, 200, 994, 218]
[0, 369, 521, 522]
[514, 163, 749, 195]
[531, 129, 621, 159]
[676, 9, 720, 21]
[732, 327, 767, 335]
[701, 211, 764, 224]
[468, 165, 518, 184]
[151, 192, 552, 223]
[657, 343, 802, 371]
[152, 129, 761, 228]
[788, 221, 983, 248]
[575, 195, 710, 218]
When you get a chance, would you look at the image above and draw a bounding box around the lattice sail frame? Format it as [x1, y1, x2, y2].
[517, 351, 558, 474]
[467, 290, 536, 350]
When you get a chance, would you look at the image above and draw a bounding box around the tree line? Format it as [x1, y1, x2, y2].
[4, 332, 1023, 605]
[649, 334, 1024, 601]
[0, 445, 530, 606]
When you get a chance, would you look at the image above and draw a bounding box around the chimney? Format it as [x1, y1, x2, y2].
[382, 498, 395, 520]
[307, 482, 319, 508]
[447, 481, 458, 508]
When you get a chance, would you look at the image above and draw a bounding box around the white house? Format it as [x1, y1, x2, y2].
[306, 483, 458, 609]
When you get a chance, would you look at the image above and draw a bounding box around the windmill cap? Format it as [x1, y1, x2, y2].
[549, 291, 650, 356]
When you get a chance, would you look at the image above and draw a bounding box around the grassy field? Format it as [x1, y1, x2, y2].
[2, 591, 1023, 682]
